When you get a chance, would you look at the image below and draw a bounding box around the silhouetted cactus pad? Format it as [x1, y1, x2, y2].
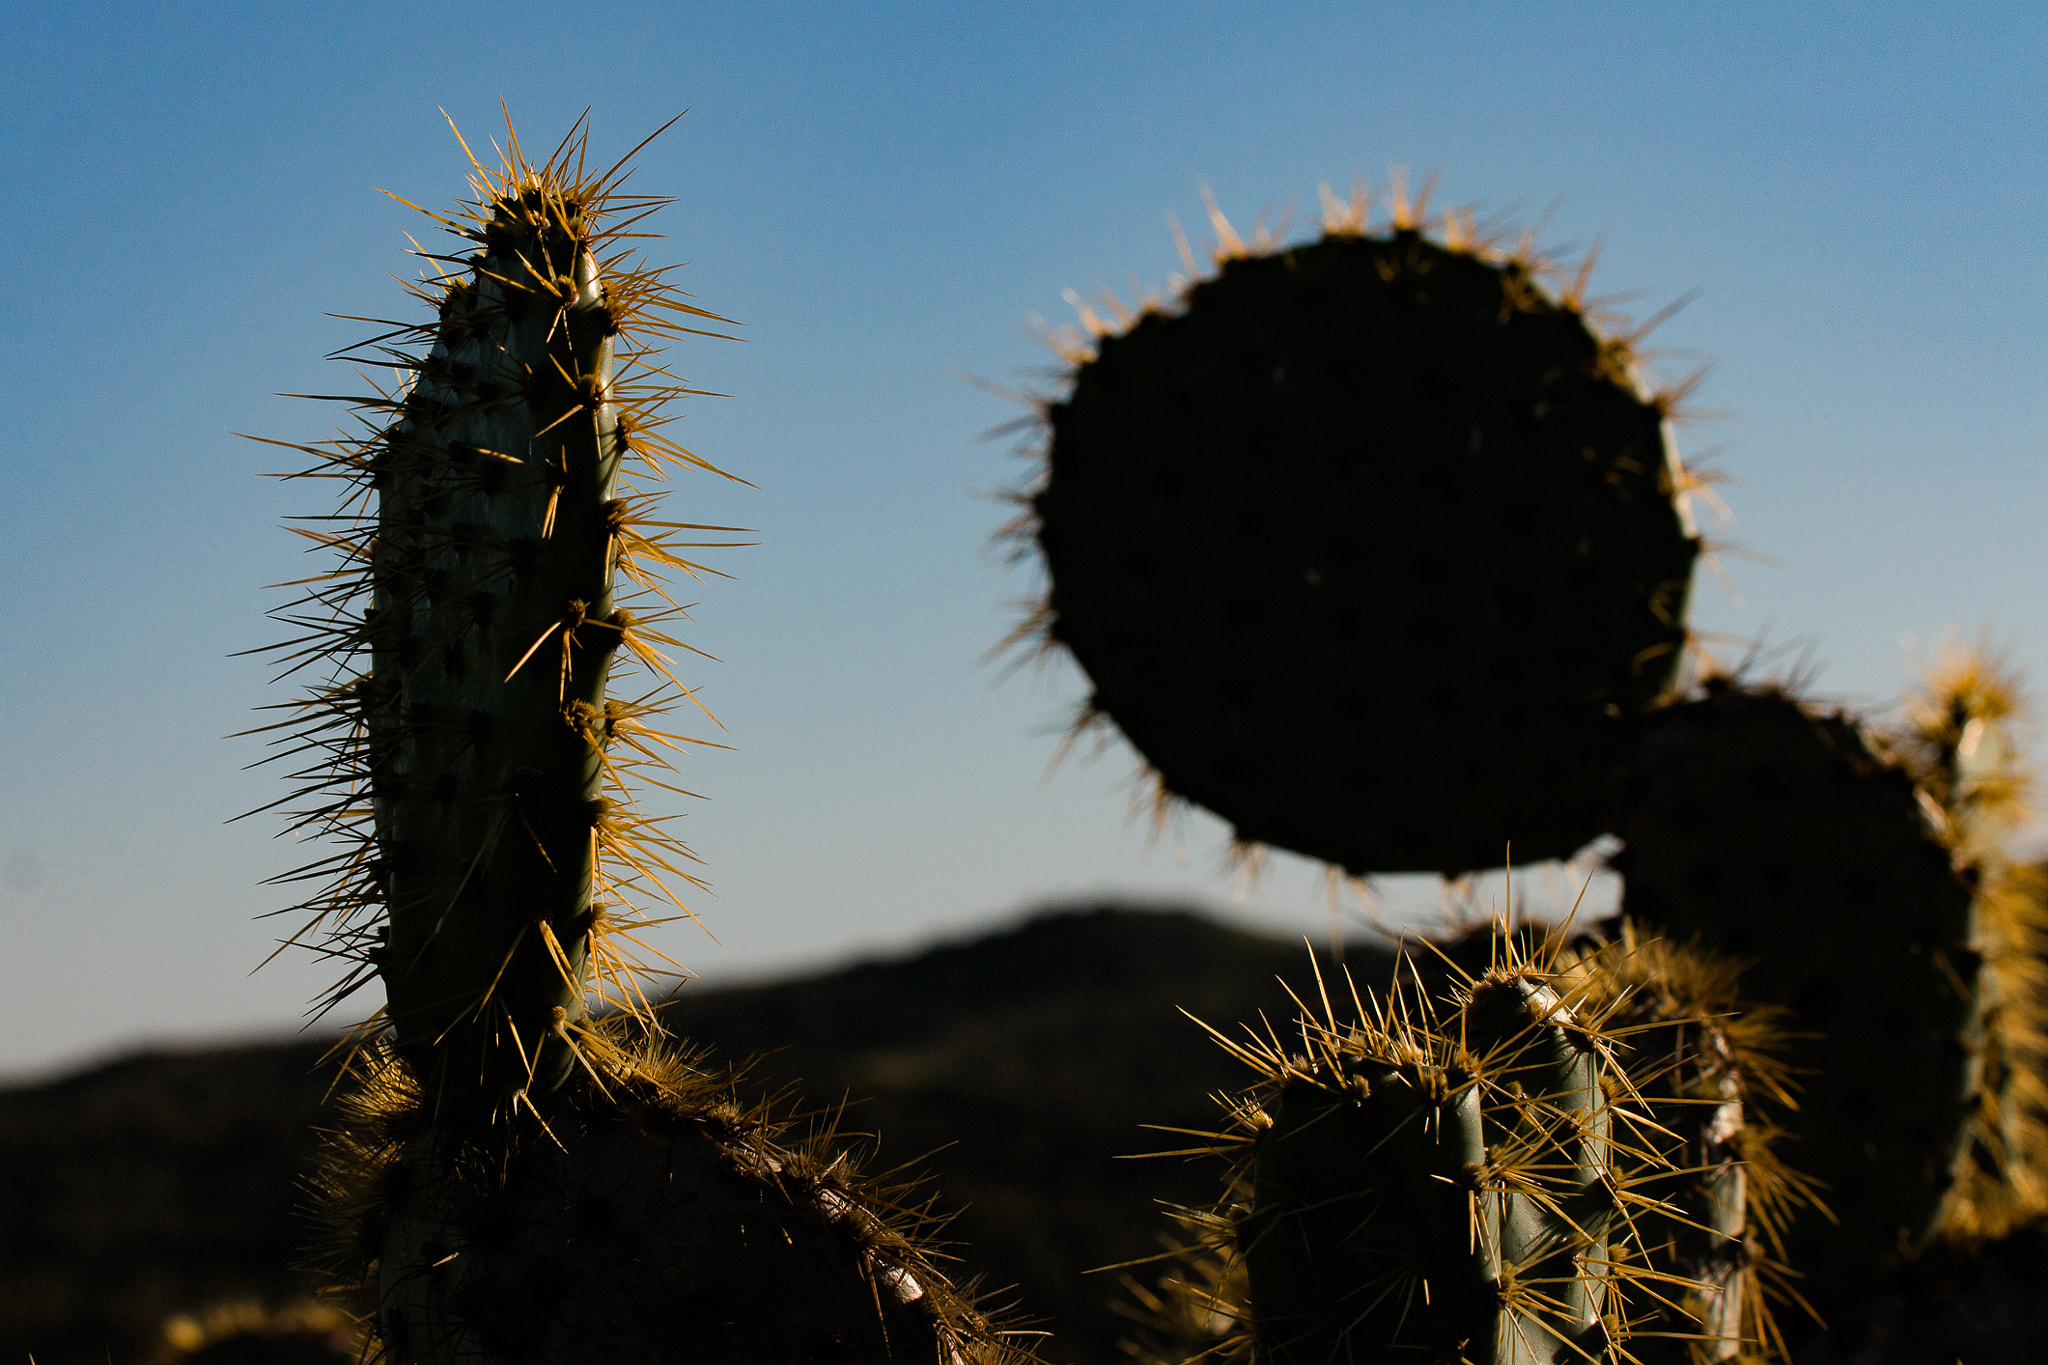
[1610, 680, 1975, 1300]
[318, 1034, 1023, 1365]
[1034, 228, 1697, 875]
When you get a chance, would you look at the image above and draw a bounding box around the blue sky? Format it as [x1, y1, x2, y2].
[2, 1, 2044, 1077]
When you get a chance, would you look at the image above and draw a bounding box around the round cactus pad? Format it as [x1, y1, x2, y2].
[1035, 229, 1698, 875]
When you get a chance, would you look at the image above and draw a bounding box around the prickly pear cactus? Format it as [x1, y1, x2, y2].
[1146, 933, 1706, 1365]
[256, 115, 743, 1114]
[312, 1029, 1012, 1365]
[261, 116, 1020, 1365]
[1122, 929, 1805, 1365]
[1007, 189, 1702, 875]
[1607, 677, 1977, 1301]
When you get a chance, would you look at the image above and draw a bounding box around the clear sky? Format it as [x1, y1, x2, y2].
[2, 1, 2044, 1078]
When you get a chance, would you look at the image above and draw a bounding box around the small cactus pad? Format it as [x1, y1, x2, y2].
[315, 1031, 1022, 1365]
[1022, 210, 1699, 875]
[1609, 680, 1976, 1298]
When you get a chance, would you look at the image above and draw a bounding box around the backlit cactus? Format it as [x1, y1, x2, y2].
[1124, 930, 1801, 1365]
[1894, 650, 2048, 1240]
[1001, 184, 2043, 1358]
[256, 115, 739, 1113]
[1007, 186, 1702, 875]
[1606, 678, 1979, 1298]
[260, 115, 1019, 1364]
[1565, 927, 1810, 1363]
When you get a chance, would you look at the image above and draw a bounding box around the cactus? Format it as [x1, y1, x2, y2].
[1606, 678, 1980, 1299]
[1121, 929, 1803, 1365]
[1564, 926, 1812, 1363]
[999, 185, 2048, 1356]
[1005, 184, 1702, 876]
[1892, 649, 2048, 1240]
[1131, 932, 1749, 1365]
[254, 113, 739, 1112]
[310, 1027, 1011, 1365]
[259, 115, 1021, 1364]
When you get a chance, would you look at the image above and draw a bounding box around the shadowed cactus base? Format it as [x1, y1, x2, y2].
[317, 1032, 1019, 1365]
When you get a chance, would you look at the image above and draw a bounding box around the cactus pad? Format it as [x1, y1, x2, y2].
[1124, 926, 1812, 1365]
[1609, 680, 1976, 1298]
[1014, 198, 1700, 875]
[1892, 651, 2048, 1240]
[1568, 926, 1812, 1363]
[313, 1030, 1021, 1365]
[253, 115, 745, 1112]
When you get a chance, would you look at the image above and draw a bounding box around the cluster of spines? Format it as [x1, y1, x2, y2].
[1125, 926, 1729, 1365]
[1563, 925, 1815, 1363]
[240, 112, 748, 1105]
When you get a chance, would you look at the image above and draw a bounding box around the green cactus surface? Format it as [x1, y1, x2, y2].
[1010, 191, 1702, 875]
[1568, 927, 1810, 1364]
[1122, 927, 1806, 1365]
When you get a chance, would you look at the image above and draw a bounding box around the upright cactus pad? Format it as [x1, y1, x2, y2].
[260, 118, 1022, 1364]
[1566, 927, 1812, 1364]
[1608, 678, 1977, 1298]
[1008, 191, 1702, 875]
[1892, 650, 2048, 1240]
[255, 116, 743, 1113]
